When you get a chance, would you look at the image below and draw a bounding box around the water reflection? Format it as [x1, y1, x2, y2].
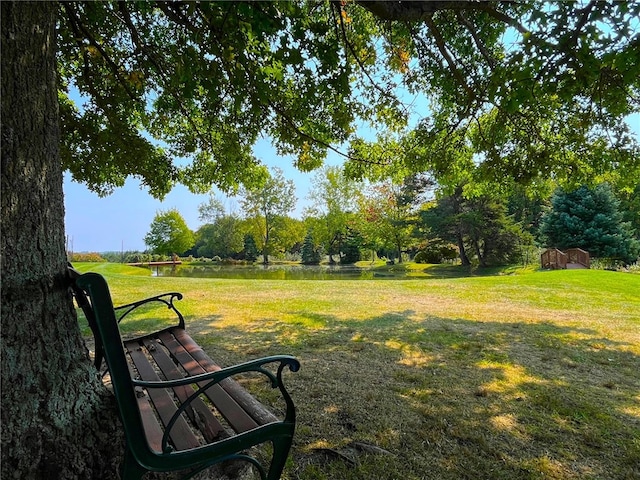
[150, 264, 402, 280]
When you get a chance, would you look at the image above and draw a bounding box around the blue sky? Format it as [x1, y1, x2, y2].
[64, 114, 640, 253]
[64, 137, 346, 253]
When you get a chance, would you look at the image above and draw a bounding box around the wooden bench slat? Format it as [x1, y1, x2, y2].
[141, 338, 227, 443]
[172, 328, 279, 425]
[126, 342, 201, 451]
[158, 330, 260, 434]
[136, 392, 165, 453]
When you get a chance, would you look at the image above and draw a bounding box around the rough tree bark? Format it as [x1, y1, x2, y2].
[1, 2, 123, 478]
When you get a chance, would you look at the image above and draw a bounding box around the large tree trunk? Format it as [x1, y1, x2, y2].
[1, 3, 123, 478]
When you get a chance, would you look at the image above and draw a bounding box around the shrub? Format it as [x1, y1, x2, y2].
[68, 252, 105, 262]
[414, 241, 458, 264]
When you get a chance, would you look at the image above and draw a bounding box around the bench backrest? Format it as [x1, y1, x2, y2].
[74, 272, 156, 466]
[68, 265, 105, 370]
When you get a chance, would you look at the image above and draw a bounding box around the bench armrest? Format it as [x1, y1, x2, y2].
[133, 354, 300, 453]
[115, 292, 185, 329]
[134, 354, 300, 390]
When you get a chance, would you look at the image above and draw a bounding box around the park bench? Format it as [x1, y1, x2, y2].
[68, 267, 300, 480]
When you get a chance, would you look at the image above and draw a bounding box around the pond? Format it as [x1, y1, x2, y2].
[148, 263, 411, 280]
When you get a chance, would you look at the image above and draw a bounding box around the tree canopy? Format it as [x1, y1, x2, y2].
[144, 208, 195, 255]
[58, 1, 640, 199]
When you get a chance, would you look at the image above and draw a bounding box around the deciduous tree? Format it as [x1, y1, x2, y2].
[144, 208, 195, 256]
[240, 168, 296, 264]
[305, 166, 360, 264]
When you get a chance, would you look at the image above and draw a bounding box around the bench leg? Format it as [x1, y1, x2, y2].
[121, 450, 147, 480]
[267, 438, 293, 480]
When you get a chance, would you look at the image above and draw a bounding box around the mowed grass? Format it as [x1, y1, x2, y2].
[73, 263, 640, 480]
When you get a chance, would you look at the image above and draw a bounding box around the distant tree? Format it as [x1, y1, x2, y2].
[271, 216, 306, 259]
[241, 233, 259, 262]
[462, 195, 533, 267]
[306, 166, 360, 264]
[539, 184, 640, 263]
[420, 193, 471, 266]
[421, 187, 532, 267]
[192, 223, 216, 258]
[617, 183, 640, 241]
[194, 215, 243, 259]
[240, 168, 296, 264]
[194, 194, 244, 258]
[197, 194, 226, 224]
[301, 230, 321, 265]
[144, 208, 194, 255]
[357, 181, 418, 263]
[414, 238, 459, 264]
[340, 227, 362, 264]
[505, 182, 552, 238]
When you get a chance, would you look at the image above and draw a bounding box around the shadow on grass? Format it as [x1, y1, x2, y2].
[372, 262, 539, 280]
[189, 311, 640, 480]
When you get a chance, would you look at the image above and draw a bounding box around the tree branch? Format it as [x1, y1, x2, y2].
[456, 11, 496, 68]
[62, 2, 137, 102]
[114, 2, 216, 153]
[422, 15, 476, 102]
[357, 0, 527, 34]
[331, 1, 407, 116]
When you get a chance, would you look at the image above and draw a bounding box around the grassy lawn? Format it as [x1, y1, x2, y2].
[73, 263, 640, 480]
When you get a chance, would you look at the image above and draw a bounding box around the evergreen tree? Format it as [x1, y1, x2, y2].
[420, 188, 533, 267]
[242, 234, 258, 262]
[301, 230, 321, 265]
[340, 228, 362, 265]
[539, 184, 640, 263]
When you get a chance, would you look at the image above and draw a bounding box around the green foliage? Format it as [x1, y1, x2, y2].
[270, 216, 306, 259]
[539, 184, 640, 263]
[305, 166, 361, 262]
[240, 167, 297, 264]
[241, 233, 258, 262]
[143, 208, 194, 255]
[197, 194, 226, 224]
[55, 2, 640, 199]
[193, 215, 244, 259]
[68, 251, 106, 263]
[414, 240, 458, 264]
[344, 3, 640, 191]
[420, 187, 534, 267]
[340, 228, 362, 264]
[301, 230, 321, 265]
[57, 2, 359, 198]
[354, 181, 417, 262]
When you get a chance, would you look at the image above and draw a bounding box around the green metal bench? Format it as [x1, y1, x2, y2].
[69, 269, 299, 480]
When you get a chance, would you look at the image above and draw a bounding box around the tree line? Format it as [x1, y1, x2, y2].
[142, 166, 640, 267]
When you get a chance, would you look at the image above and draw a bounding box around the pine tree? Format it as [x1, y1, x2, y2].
[242, 234, 258, 262]
[539, 184, 640, 263]
[301, 231, 321, 265]
[340, 228, 362, 264]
